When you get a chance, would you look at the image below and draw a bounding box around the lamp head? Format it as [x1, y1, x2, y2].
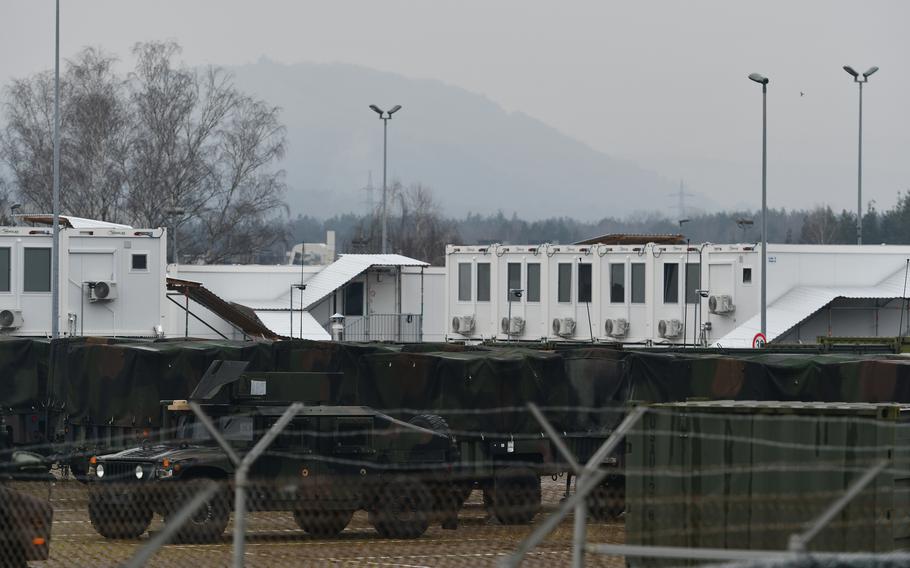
[369, 105, 384, 115]
[843, 65, 859, 78]
[388, 105, 402, 115]
[748, 73, 769, 85]
[863, 66, 879, 78]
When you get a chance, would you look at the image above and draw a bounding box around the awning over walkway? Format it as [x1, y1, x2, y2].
[716, 267, 908, 348]
[167, 277, 279, 340]
[253, 311, 331, 341]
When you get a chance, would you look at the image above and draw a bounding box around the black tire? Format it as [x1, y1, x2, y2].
[370, 476, 433, 539]
[88, 488, 153, 539]
[166, 480, 230, 544]
[408, 414, 449, 434]
[484, 467, 541, 525]
[586, 476, 625, 521]
[293, 506, 353, 537]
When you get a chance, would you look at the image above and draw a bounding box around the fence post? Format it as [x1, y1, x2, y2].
[501, 405, 646, 568]
[191, 401, 303, 568]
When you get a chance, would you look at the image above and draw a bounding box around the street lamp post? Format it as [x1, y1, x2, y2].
[369, 104, 402, 254]
[748, 72, 769, 338]
[843, 65, 879, 245]
[51, 0, 61, 338]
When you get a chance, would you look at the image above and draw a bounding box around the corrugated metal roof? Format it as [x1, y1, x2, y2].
[299, 254, 428, 310]
[716, 267, 908, 348]
[254, 310, 331, 340]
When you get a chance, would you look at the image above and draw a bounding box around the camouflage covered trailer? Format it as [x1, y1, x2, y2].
[625, 401, 910, 566]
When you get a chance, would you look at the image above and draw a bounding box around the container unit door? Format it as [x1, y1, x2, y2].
[707, 264, 736, 339]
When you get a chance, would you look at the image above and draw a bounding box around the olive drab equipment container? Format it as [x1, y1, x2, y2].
[625, 401, 910, 567]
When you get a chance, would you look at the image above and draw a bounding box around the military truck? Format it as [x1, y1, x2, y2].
[86, 361, 460, 542]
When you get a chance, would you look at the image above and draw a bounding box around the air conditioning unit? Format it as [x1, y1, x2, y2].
[551, 317, 576, 338]
[658, 318, 683, 339]
[500, 316, 526, 336]
[604, 318, 629, 338]
[451, 314, 475, 335]
[90, 281, 118, 302]
[0, 309, 23, 330]
[708, 294, 736, 315]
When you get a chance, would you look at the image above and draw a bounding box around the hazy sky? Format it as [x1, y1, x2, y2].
[2, 1, 908, 215]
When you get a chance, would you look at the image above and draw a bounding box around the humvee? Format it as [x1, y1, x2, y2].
[87, 361, 459, 542]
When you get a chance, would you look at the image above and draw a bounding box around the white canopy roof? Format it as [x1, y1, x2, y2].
[716, 266, 908, 348]
[20, 214, 132, 229]
[240, 254, 428, 311]
[254, 310, 330, 340]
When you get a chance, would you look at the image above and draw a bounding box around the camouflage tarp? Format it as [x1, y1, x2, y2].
[561, 347, 629, 431]
[51, 338, 275, 428]
[359, 348, 571, 433]
[0, 338, 51, 411]
[624, 350, 910, 403]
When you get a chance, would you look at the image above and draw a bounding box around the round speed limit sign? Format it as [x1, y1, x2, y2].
[752, 332, 767, 349]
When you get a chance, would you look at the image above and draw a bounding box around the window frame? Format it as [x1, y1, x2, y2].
[663, 263, 679, 304]
[0, 247, 11, 293]
[343, 280, 365, 316]
[631, 263, 645, 304]
[685, 262, 701, 304]
[457, 263, 472, 302]
[506, 262, 522, 302]
[609, 263, 625, 304]
[130, 252, 149, 273]
[742, 266, 754, 286]
[22, 247, 52, 294]
[577, 263, 592, 303]
[476, 262, 491, 302]
[557, 263, 572, 303]
[526, 263, 541, 303]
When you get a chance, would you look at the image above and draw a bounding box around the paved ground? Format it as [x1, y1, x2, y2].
[11, 477, 626, 568]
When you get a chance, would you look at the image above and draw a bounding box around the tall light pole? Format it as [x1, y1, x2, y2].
[369, 104, 402, 254]
[749, 72, 769, 338]
[843, 65, 879, 245]
[51, 0, 61, 338]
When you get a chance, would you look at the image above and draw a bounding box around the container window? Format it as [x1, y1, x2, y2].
[477, 263, 491, 302]
[526, 263, 540, 302]
[344, 281, 364, 316]
[578, 263, 592, 302]
[558, 263, 572, 303]
[631, 263, 645, 303]
[610, 264, 625, 303]
[23, 248, 51, 292]
[131, 253, 148, 271]
[458, 263, 472, 301]
[663, 263, 678, 304]
[0, 248, 9, 292]
[685, 263, 701, 304]
[507, 263, 521, 301]
[743, 267, 753, 284]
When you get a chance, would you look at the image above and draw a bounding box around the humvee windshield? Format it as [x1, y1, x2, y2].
[176, 413, 255, 444]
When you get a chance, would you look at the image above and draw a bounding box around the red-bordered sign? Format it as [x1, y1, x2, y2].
[752, 332, 767, 349]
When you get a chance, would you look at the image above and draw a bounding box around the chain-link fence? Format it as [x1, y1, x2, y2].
[4, 401, 910, 567]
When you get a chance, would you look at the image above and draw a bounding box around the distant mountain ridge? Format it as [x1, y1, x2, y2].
[228, 59, 682, 220]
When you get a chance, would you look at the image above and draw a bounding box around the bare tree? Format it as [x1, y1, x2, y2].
[800, 206, 839, 244]
[1, 41, 288, 263]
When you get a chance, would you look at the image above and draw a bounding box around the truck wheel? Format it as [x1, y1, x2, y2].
[484, 468, 541, 525]
[370, 476, 433, 539]
[408, 414, 449, 434]
[293, 507, 353, 537]
[88, 488, 153, 539]
[166, 480, 230, 544]
[585, 476, 625, 521]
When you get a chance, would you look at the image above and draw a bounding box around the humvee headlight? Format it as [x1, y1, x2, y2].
[135, 465, 144, 480]
[95, 464, 105, 478]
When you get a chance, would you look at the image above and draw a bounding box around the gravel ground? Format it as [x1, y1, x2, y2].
[11, 477, 626, 568]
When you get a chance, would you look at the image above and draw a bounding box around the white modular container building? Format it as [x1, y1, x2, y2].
[0, 217, 167, 337]
[445, 241, 910, 347]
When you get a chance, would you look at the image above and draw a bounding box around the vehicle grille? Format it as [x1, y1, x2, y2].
[102, 462, 147, 481]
